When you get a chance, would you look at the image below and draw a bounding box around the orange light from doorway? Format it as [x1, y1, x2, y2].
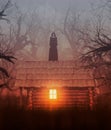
[49, 89, 57, 99]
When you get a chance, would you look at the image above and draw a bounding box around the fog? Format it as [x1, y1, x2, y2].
[15, 0, 98, 12]
[0, 0, 102, 60]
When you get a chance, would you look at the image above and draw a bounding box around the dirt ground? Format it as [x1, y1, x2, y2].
[0, 107, 111, 130]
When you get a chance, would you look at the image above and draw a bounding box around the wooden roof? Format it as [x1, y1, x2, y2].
[14, 61, 95, 88]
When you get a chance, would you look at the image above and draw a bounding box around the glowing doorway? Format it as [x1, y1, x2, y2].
[49, 89, 57, 99]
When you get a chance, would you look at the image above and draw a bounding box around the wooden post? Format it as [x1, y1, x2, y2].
[88, 88, 94, 110]
[19, 87, 23, 108]
[27, 88, 33, 110]
[32, 88, 35, 110]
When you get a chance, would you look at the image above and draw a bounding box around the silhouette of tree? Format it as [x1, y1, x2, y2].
[62, 9, 83, 59]
[0, 0, 12, 23]
[0, 37, 16, 88]
[80, 1, 111, 88]
[0, 0, 16, 89]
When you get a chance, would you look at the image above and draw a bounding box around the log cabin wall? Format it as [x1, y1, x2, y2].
[24, 87, 95, 110]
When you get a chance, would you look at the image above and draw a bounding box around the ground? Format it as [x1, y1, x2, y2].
[0, 107, 111, 130]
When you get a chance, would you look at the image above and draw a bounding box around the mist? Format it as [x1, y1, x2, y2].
[0, 0, 101, 60]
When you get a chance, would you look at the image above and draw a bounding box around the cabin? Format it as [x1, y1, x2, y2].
[0, 32, 98, 110]
[13, 32, 97, 110]
[14, 60, 97, 110]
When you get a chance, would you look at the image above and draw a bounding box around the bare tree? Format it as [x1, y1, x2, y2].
[61, 9, 84, 59]
[0, 0, 12, 23]
[0, 33, 16, 90]
[80, 1, 111, 88]
[25, 12, 43, 59]
[7, 10, 52, 60]
[24, 11, 53, 60]
[0, 0, 17, 90]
